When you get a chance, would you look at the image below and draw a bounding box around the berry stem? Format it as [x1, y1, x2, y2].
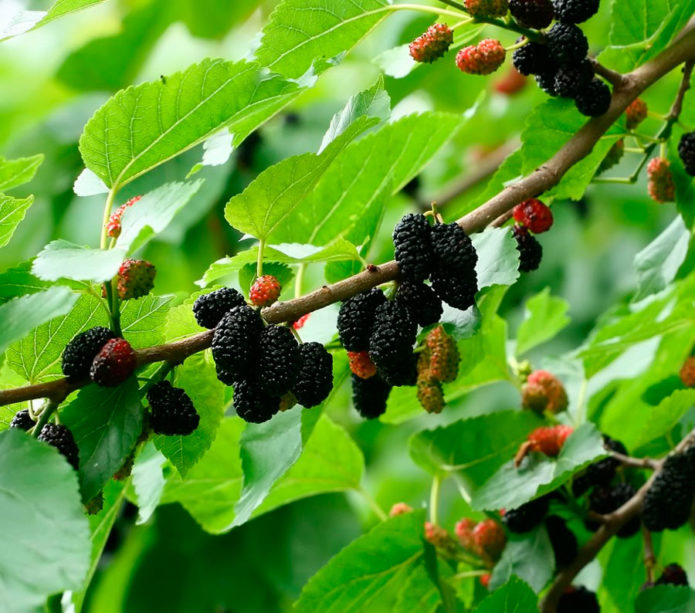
[30, 400, 59, 438]
[451, 569, 489, 581]
[99, 188, 117, 250]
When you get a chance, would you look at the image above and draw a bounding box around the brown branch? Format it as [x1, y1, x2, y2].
[643, 527, 656, 583]
[667, 59, 694, 120]
[540, 430, 695, 612]
[3, 23, 695, 409]
[611, 451, 659, 470]
[590, 58, 627, 88]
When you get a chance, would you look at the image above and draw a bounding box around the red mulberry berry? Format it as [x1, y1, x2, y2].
[90, 338, 136, 387]
[106, 195, 141, 239]
[348, 350, 377, 380]
[473, 518, 507, 562]
[416, 377, 444, 413]
[516, 425, 573, 465]
[117, 259, 156, 300]
[512, 198, 553, 233]
[409, 24, 454, 63]
[62, 326, 115, 381]
[455, 518, 476, 550]
[457, 39, 506, 75]
[250, 275, 281, 307]
[423, 325, 460, 383]
[647, 157, 675, 203]
[680, 356, 695, 387]
[521, 370, 568, 414]
[465, 0, 509, 18]
[389, 502, 413, 517]
[626, 98, 648, 130]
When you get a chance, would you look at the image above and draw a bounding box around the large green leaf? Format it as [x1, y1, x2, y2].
[0, 195, 34, 248]
[224, 115, 377, 240]
[0, 0, 105, 40]
[634, 586, 695, 613]
[0, 287, 78, 356]
[32, 240, 126, 283]
[160, 417, 245, 533]
[488, 529, 553, 594]
[294, 511, 427, 612]
[516, 288, 571, 356]
[610, 0, 679, 45]
[255, 0, 391, 79]
[153, 355, 226, 476]
[79, 59, 300, 189]
[636, 389, 695, 449]
[61, 379, 144, 501]
[0, 430, 90, 612]
[409, 411, 541, 487]
[252, 414, 364, 517]
[0, 154, 43, 191]
[471, 422, 606, 511]
[475, 576, 540, 611]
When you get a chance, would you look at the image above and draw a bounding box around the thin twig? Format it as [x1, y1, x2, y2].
[611, 451, 660, 470]
[590, 58, 627, 88]
[643, 527, 656, 583]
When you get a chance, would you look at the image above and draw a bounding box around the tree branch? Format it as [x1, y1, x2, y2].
[2, 23, 695, 409]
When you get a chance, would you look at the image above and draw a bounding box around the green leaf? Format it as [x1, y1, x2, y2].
[131, 442, 167, 524]
[294, 510, 426, 612]
[471, 422, 607, 511]
[409, 411, 541, 486]
[0, 287, 78, 356]
[255, 0, 391, 79]
[472, 227, 520, 289]
[161, 417, 245, 533]
[633, 216, 690, 303]
[121, 294, 177, 349]
[153, 355, 225, 476]
[224, 115, 377, 240]
[32, 240, 125, 283]
[0, 0, 105, 40]
[0, 154, 43, 191]
[319, 77, 390, 152]
[0, 430, 90, 611]
[488, 530, 553, 594]
[252, 414, 364, 518]
[61, 379, 144, 501]
[634, 585, 695, 613]
[0, 195, 34, 248]
[7, 295, 107, 383]
[115, 180, 204, 254]
[0, 261, 50, 304]
[516, 288, 571, 356]
[521, 99, 622, 200]
[636, 389, 695, 449]
[177, 0, 259, 39]
[79, 59, 300, 190]
[610, 0, 677, 45]
[476, 576, 540, 610]
[268, 112, 463, 246]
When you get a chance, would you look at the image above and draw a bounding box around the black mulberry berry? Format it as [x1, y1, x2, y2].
[430, 269, 478, 311]
[291, 342, 333, 408]
[588, 483, 640, 537]
[147, 381, 200, 436]
[257, 325, 300, 397]
[678, 132, 695, 176]
[233, 380, 279, 424]
[38, 423, 79, 470]
[547, 23, 589, 65]
[557, 586, 599, 613]
[393, 213, 433, 282]
[512, 224, 543, 272]
[552, 0, 600, 24]
[535, 70, 559, 96]
[575, 79, 612, 117]
[211, 305, 263, 384]
[554, 59, 594, 98]
[430, 223, 478, 274]
[61, 326, 115, 381]
[337, 288, 387, 352]
[193, 288, 246, 329]
[656, 564, 689, 586]
[10, 409, 35, 431]
[513, 41, 554, 76]
[643, 451, 695, 531]
[395, 281, 443, 327]
[503, 495, 550, 533]
[369, 301, 418, 386]
[352, 373, 392, 419]
[509, 0, 554, 29]
[572, 435, 627, 496]
[545, 516, 578, 567]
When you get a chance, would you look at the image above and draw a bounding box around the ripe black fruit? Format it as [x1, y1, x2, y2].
[291, 342, 333, 408]
[193, 288, 246, 329]
[393, 213, 433, 282]
[352, 373, 392, 419]
[211, 305, 263, 383]
[337, 288, 387, 352]
[147, 381, 200, 436]
[61, 326, 115, 381]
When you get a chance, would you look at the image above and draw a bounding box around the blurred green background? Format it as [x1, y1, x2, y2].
[2, 1, 692, 610]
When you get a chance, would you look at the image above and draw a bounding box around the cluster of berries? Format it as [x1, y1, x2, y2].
[338, 213, 477, 419]
[511, 198, 553, 272]
[200, 279, 333, 424]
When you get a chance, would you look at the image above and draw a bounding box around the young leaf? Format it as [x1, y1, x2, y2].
[0, 287, 78, 355]
[516, 288, 571, 356]
[471, 422, 607, 511]
[116, 180, 204, 254]
[255, 0, 391, 79]
[79, 59, 300, 189]
[472, 227, 520, 290]
[153, 354, 226, 476]
[0, 154, 43, 191]
[6, 294, 106, 383]
[0, 195, 34, 248]
[32, 240, 126, 283]
[61, 378, 144, 501]
[0, 430, 90, 611]
[480, 576, 541, 608]
[294, 511, 427, 612]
